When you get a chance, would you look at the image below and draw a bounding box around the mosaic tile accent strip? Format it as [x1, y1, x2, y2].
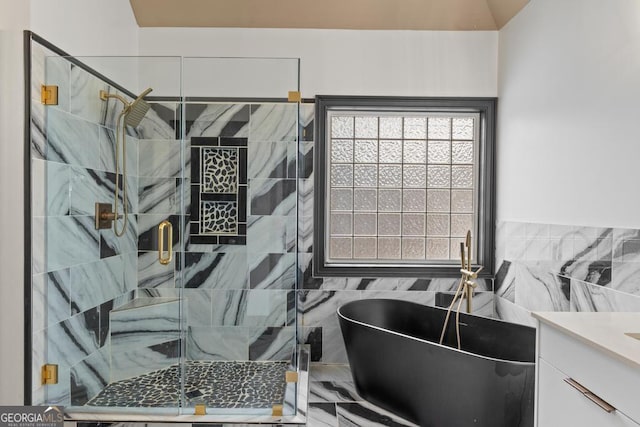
[191, 136, 248, 245]
[85, 360, 288, 408]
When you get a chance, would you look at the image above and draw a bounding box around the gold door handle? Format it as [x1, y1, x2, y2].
[158, 220, 173, 265]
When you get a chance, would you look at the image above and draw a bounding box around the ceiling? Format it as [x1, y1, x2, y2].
[129, 0, 530, 31]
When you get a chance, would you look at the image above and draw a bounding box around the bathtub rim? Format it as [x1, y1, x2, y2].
[337, 298, 536, 366]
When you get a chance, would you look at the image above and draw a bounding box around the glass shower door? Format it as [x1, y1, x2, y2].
[30, 49, 185, 415]
[30, 41, 302, 420]
[179, 57, 301, 416]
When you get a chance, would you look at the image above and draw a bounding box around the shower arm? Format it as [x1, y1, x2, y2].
[99, 90, 132, 111]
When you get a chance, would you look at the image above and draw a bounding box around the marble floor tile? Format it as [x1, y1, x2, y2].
[309, 364, 353, 383]
[309, 382, 360, 403]
[335, 402, 418, 427]
[308, 403, 338, 427]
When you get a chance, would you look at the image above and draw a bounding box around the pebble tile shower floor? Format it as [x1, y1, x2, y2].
[86, 361, 289, 408]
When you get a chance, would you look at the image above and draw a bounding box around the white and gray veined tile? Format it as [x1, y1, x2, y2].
[309, 364, 354, 383]
[100, 213, 138, 258]
[494, 260, 516, 301]
[612, 227, 640, 262]
[138, 177, 178, 215]
[31, 101, 47, 160]
[138, 139, 182, 178]
[33, 269, 72, 329]
[396, 277, 491, 292]
[187, 326, 248, 361]
[186, 103, 250, 138]
[249, 253, 296, 289]
[247, 216, 288, 254]
[308, 403, 339, 427]
[299, 291, 361, 363]
[514, 262, 569, 312]
[250, 178, 296, 216]
[209, 290, 250, 326]
[494, 296, 536, 328]
[110, 340, 181, 383]
[70, 346, 110, 405]
[299, 290, 362, 327]
[249, 104, 297, 142]
[69, 166, 135, 215]
[248, 140, 288, 179]
[138, 250, 175, 289]
[183, 288, 213, 326]
[242, 290, 288, 327]
[310, 381, 360, 404]
[336, 401, 418, 427]
[610, 261, 640, 296]
[570, 278, 640, 312]
[46, 215, 100, 272]
[110, 298, 181, 352]
[181, 252, 223, 289]
[136, 102, 179, 140]
[46, 108, 101, 170]
[47, 312, 101, 369]
[248, 326, 296, 361]
[32, 159, 70, 217]
[215, 251, 249, 289]
[69, 256, 126, 314]
[359, 290, 436, 307]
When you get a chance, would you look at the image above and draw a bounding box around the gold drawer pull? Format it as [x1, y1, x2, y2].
[158, 220, 173, 265]
[564, 378, 616, 413]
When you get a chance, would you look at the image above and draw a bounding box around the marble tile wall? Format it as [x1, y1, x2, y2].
[170, 102, 297, 360]
[494, 221, 640, 327]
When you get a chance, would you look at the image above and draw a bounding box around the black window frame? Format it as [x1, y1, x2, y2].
[313, 95, 496, 278]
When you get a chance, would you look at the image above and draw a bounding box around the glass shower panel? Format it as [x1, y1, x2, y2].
[180, 57, 300, 415]
[34, 53, 184, 415]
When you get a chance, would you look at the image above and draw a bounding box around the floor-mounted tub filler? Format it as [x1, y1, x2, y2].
[338, 299, 536, 427]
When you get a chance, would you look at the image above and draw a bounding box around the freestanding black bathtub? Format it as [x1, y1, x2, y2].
[338, 299, 535, 427]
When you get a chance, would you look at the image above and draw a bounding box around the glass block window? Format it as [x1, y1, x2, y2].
[314, 97, 496, 277]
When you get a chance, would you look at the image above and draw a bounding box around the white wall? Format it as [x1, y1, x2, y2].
[139, 28, 498, 98]
[497, 0, 640, 228]
[30, 0, 138, 56]
[0, 0, 30, 405]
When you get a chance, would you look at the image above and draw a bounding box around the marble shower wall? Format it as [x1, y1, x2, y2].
[494, 221, 640, 327]
[162, 102, 297, 360]
[295, 104, 494, 364]
[30, 40, 140, 406]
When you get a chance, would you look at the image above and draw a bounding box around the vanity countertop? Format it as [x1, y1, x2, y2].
[532, 312, 640, 369]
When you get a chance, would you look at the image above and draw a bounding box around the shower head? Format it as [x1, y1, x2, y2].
[124, 87, 153, 127]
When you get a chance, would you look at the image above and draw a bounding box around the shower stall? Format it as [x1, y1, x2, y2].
[26, 32, 306, 422]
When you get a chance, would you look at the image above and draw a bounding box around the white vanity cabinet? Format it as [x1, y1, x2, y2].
[533, 313, 640, 427]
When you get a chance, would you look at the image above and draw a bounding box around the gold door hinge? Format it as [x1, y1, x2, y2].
[285, 370, 298, 383]
[272, 404, 283, 416]
[41, 364, 58, 385]
[41, 85, 58, 105]
[287, 91, 301, 103]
